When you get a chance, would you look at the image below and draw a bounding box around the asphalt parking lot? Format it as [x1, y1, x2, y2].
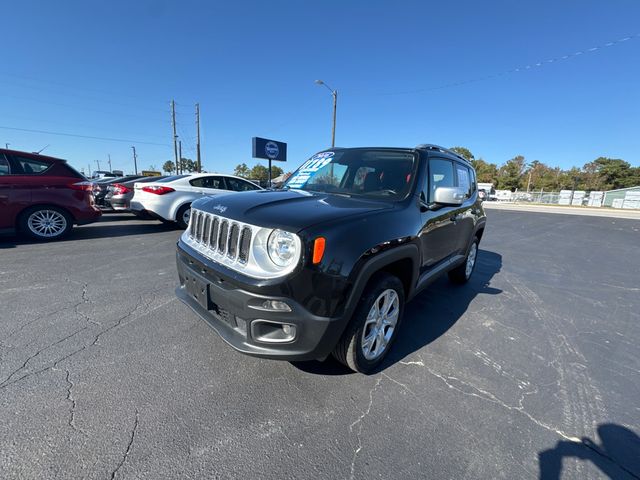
[1, 210, 638, 480]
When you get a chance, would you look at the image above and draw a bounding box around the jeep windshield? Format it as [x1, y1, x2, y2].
[284, 149, 416, 200]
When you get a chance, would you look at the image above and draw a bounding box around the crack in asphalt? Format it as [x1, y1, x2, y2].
[0, 326, 90, 387]
[399, 360, 640, 479]
[348, 378, 382, 480]
[0, 295, 176, 391]
[62, 367, 85, 435]
[110, 409, 140, 480]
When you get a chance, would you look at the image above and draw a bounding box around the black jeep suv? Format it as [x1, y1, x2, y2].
[175, 145, 486, 373]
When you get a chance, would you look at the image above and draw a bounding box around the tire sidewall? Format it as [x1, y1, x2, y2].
[19, 206, 73, 241]
[350, 274, 405, 373]
[176, 204, 191, 229]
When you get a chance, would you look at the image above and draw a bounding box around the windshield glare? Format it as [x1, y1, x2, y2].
[285, 150, 416, 200]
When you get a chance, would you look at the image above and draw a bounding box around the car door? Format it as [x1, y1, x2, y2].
[418, 157, 461, 270]
[453, 162, 477, 254]
[0, 153, 31, 230]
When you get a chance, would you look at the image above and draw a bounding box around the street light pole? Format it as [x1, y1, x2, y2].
[315, 80, 338, 148]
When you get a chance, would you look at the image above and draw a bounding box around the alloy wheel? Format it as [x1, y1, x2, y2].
[27, 210, 68, 238]
[361, 289, 400, 360]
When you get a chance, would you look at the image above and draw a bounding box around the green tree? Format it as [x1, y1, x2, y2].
[592, 157, 635, 190]
[179, 158, 197, 173]
[249, 164, 284, 182]
[470, 158, 498, 183]
[497, 155, 526, 190]
[162, 160, 175, 174]
[450, 146, 475, 162]
[233, 163, 250, 178]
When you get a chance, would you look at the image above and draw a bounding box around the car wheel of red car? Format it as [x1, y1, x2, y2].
[19, 206, 73, 241]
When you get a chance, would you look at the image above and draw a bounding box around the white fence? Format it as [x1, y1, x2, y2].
[492, 188, 640, 209]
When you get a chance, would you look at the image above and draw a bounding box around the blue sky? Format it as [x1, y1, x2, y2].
[1, 0, 638, 174]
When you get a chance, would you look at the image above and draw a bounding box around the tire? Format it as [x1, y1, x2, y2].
[19, 206, 73, 241]
[175, 204, 192, 229]
[448, 238, 479, 284]
[333, 273, 405, 373]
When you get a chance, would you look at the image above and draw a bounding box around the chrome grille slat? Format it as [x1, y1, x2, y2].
[202, 215, 211, 246]
[238, 227, 251, 264]
[218, 220, 229, 254]
[228, 223, 239, 259]
[209, 217, 219, 250]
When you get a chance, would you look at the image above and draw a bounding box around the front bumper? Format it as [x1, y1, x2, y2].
[175, 244, 345, 361]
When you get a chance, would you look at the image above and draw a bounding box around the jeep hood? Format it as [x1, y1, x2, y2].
[192, 189, 392, 232]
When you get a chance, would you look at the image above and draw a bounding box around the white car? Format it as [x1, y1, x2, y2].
[129, 173, 262, 228]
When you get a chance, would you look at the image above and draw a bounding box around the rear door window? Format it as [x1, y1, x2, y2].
[0, 154, 10, 175]
[12, 156, 52, 175]
[190, 176, 224, 189]
[225, 177, 261, 191]
[455, 163, 472, 197]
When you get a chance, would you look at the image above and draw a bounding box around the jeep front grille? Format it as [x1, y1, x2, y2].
[188, 210, 252, 264]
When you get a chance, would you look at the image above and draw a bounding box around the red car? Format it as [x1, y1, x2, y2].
[0, 149, 101, 240]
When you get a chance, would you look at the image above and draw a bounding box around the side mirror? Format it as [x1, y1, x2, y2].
[434, 186, 466, 206]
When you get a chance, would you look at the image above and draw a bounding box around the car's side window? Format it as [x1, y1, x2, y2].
[0, 154, 10, 175]
[455, 163, 472, 197]
[190, 176, 224, 189]
[468, 167, 477, 194]
[226, 178, 260, 191]
[12, 156, 51, 175]
[427, 158, 455, 202]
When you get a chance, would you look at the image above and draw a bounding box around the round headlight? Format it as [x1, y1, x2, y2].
[267, 229, 298, 267]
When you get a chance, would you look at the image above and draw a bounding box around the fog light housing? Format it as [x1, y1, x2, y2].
[251, 320, 297, 343]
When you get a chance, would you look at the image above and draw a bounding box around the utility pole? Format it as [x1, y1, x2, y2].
[107, 154, 112, 172]
[195, 103, 202, 173]
[179, 140, 183, 173]
[4, 143, 9, 149]
[131, 146, 138, 175]
[95, 159, 101, 171]
[331, 90, 337, 148]
[171, 100, 179, 174]
[88, 163, 92, 176]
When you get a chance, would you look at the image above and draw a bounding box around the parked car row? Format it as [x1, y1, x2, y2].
[0, 147, 265, 241]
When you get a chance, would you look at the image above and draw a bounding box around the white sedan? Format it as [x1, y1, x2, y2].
[129, 173, 262, 228]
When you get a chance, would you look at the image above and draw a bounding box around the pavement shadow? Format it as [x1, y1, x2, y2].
[292, 249, 503, 376]
[538, 424, 640, 479]
[0, 214, 178, 248]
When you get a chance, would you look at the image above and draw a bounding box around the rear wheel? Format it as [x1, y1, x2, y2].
[19, 206, 73, 241]
[333, 273, 405, 373]
[448, 238, 478, 284]
[176, 204, 192, 229]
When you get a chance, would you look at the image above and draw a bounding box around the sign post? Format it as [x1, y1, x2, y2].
[252, 137, 287, 188]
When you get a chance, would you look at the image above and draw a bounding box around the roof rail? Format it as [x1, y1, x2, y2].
[415, 144, 471, 163]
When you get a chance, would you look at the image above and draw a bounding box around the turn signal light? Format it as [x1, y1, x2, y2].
[142, 185, 175, 195]
[312, 237, 326, 264]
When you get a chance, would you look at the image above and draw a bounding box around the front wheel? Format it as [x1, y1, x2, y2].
[19, 206, 73, 241]
[175, 204, 192, 229]
[333, 273, 405, 373]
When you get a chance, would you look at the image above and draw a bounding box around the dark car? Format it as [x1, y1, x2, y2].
[104, 175, 168, 211]
[92, 175, 145, 209]
[174, 145, 486, 373]
[0, 149, 101, 240]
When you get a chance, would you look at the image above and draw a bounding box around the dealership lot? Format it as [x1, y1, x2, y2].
[1, 211, 638, 479]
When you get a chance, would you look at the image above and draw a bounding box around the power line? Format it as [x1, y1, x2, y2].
[374, 33, 640, 96]
[0, 125, 171, 147]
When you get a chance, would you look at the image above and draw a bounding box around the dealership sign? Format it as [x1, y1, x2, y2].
[252, 137, 287, 162]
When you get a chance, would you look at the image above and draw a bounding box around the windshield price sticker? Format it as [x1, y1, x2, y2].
[287, 152, 335, 188]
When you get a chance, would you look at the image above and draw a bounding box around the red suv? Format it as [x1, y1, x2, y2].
[0, 149, 101, 240]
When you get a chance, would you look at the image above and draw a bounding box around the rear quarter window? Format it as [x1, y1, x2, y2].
[13, 155, 52, 175]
